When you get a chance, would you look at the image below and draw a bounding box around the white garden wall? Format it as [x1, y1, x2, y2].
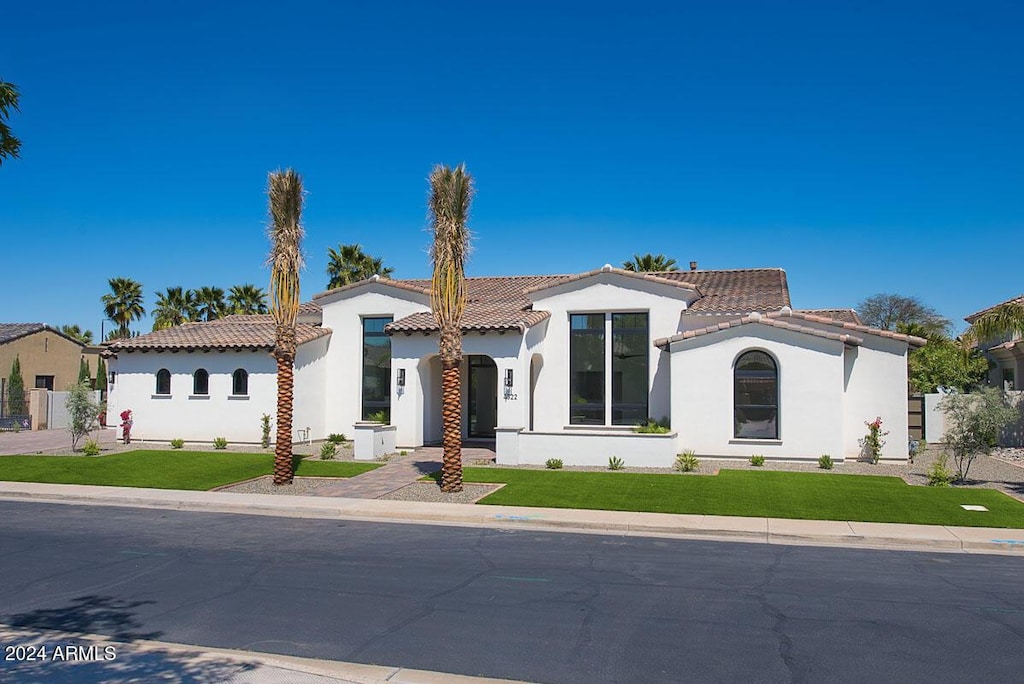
[496, 427, 680, 467]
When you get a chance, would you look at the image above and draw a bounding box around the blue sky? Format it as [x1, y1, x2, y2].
[2, 1, 1021, 337]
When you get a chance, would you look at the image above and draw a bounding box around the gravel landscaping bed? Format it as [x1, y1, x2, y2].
[215, 475, 352, 496]
[378, 482, 504, 504]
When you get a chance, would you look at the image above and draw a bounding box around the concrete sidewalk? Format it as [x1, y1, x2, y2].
[0, 624, 531, 684]
[1, 481, 1023, 555]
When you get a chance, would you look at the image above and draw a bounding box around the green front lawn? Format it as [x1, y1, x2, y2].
[0, 451, 380, 491]
[459, 468, 1024, 529]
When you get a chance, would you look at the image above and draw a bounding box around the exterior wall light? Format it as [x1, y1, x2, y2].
[397, 368, 406, 387]
[504, 368, 514, 388]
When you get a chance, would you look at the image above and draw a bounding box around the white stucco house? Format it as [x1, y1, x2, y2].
[105, 264, 925, 464]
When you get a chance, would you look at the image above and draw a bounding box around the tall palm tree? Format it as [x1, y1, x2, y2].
[266, 169, 305, 486]
[194, 286, 227, 321]
[0, 79, 20, 165]
[429, 163, 474, 493]
[622, 253, 678, 272]
[228, 284, 269, 314]
[326, 243, 394, 289]
[152, 287, 197, 330]
[963, 299, 1024, 347]
[101, 277, 145, 339]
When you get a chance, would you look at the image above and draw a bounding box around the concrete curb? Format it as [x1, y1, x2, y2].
[1, 482, 1023, 555]
[0, 624, 533, 684]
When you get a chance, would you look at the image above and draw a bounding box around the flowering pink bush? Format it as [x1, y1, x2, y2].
[859, 416, 889, 464]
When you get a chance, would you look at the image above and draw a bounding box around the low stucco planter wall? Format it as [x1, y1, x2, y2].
[496, 427, 679, 467]
[353, 422, 397, 460]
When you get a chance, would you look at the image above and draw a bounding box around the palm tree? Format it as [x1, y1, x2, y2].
[963, 299, 1024, 347]
[429, 163, 474, 493]
[152, 287, 197, 330]
[326, 243, 394, 289]
[194, 286, 227, 321]
[101, 277, 145, 339]
[228, 284, 269, 314]
[60, 324, 94, 345]
[0, 79, 20, 165]
[266, 169, 305, 486]
[622, 253, 678, 272]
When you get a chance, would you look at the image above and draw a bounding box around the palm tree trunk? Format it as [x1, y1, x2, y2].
[439, 323, 463, 492]
[273, 325, 296, 485]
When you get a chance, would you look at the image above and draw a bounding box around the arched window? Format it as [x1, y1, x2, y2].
[232, 368, 248, 396]
[734, 351, 778, 439]
[155, 369, 171, 395]
[193, 369, 209, 395]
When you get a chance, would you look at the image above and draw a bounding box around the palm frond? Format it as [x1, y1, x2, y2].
[428, 163, 474, 329]
[963, 302, 1024, 347]
[266, 169, 306, 329]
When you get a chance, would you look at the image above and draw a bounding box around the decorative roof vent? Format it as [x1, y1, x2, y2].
[601, 263, 613, 272]
[780, 306, 792, 315]
[689, 261, 698, 271]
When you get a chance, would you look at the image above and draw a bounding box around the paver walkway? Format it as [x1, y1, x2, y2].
[310, 443, 496, 498]
[0, 427, 118, 456]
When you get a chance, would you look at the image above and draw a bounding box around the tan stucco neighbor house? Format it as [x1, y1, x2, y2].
[966, 294, 1024, 391]
[0, 323, 91, 394]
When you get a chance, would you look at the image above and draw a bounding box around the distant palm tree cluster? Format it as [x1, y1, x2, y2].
[100, 278, 270, 338]
[622, 253, 678, 272]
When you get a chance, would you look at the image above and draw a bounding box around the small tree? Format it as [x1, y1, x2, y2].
[7, 355, 24, 415]
[66, 381, 100, 451]
[78, 357, 92, 385]
[939, 387, 1020, 483]
[95, 357, 108, 392]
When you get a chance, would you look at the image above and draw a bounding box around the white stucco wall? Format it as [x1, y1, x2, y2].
[294, 334, 330, 441]
[317, 284, 430, 440]
[108, 350, 278, 443]
[529, 274, 693, 432]
[840, 337, 910, 460]
[668, 325, 847, 460]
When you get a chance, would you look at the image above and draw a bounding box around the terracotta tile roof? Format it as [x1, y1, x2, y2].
[797, 308, 862, 325]
[965, 294, 1024, 323]
[0, 323, 84, 347]
[107, 315, 330, 352]
[521, 266, 702, 296]
[312, 276, 430, 301]
[298, 301, 323, 315]
[661, 269, 791, 312]
[655, 308, 926, 349]
[387, 306, 551, 334]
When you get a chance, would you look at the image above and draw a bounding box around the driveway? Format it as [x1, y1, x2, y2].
[0, 427, 118, 456]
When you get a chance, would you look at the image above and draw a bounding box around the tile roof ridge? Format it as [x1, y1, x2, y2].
[965, 293, 1024, 322]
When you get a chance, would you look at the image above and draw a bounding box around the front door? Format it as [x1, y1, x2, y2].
[468, 355, 497, 438]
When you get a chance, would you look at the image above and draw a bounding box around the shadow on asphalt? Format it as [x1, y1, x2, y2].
[4, 595, 162, 642]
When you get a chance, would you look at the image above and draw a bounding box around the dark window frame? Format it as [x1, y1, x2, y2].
[193, 368, 209, 396]
[611, 312, 649, 425]
[361, 317, 393, 421]
[155, 369, 171, 395]
[734, 350, 779, 439]
[232, 368, 248, 396]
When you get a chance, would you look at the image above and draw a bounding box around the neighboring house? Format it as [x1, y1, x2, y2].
[0, 322, 92, 396]
[965, 294, 1024, 391]
[106, 265, 923, 463]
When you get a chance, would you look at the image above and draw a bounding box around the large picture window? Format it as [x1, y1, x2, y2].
[570, 314, 605, 424]
[570, 312, 649, 425]
[612, 313, 649, 425]
[734, 351, 778, 439]
[362, 317, 393, 421]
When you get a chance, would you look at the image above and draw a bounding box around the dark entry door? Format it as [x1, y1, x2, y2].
[468, 355, 497, 438]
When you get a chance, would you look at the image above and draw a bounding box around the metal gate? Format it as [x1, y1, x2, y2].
[908, 394, 924, 441]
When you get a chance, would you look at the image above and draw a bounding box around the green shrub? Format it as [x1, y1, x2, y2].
[81, 439, 100, 457]
[213, 437, 228, 450]
[326, 433, 347, 444]
[939, 387, 1020, 482]
[675, 450, 699, 472]
[170, 438, 185, 449]
[926, 453, 955, 487]
[400, 450, 408, 456]
[859, 416, 888, 464]
[260, 414, 272, 449]
[608, 456, 625, 470]
[634, 417, 671, 434]
[546, 458, 564, 470]
[749, 454, 765, 467]
[365, 410, 389, 424]
[320, 442, 337, 460]
[818, 454, 833, 470]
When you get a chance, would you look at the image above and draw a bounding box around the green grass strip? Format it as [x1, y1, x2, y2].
[0, 451, 380, 491]
[457, 468, 1024, 529]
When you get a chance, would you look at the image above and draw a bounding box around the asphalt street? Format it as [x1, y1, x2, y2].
[1, 501, 1022, 683]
